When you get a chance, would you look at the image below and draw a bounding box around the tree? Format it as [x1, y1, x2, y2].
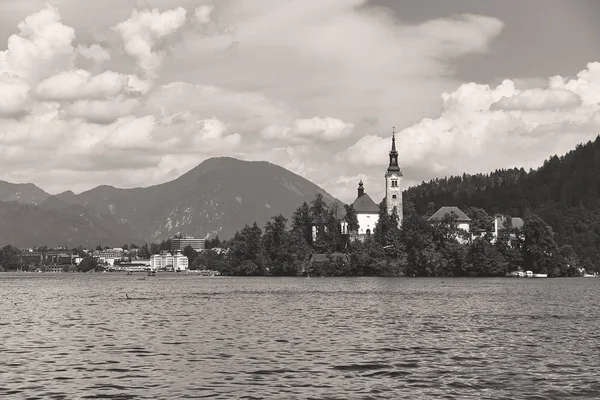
[150, 243, 161, 255]
[227, 222, 267, 275]
[262, 214, 290, 275]
[0, 245, 24, 271]
[344, 204, 359, 232]
[373, 200, 399, 247]
[522, 213, 562, 275]
[205, 236, 221, 249]
[559, 245, 581, 276]
[466, 237, 508, 276]
[139, 243, 151, 259]
[77, 255, 98, 273]
[183, 245, 198, 264]
[291, 202, 313, 245]
[122, 244, 129, 251]
[348, 236, 386, 276]
[309, 193, 328, 222]
[465, 207, 493, 233]
[400, 214, 438, 276]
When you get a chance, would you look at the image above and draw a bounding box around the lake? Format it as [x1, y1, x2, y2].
[1, 274, 599, 399]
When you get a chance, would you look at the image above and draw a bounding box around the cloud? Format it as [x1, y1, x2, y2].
[261, 117, 355, 143]
[195, 5, 214, 24]
[338, 62, 600, 197]
[34, 70, 129, 101]
[66, 98, 140, 124]
[77, 44, 111, 63]
[112, 7, 189, 79]
[0, 75, 30, 117]
[0, 4, 75, 82]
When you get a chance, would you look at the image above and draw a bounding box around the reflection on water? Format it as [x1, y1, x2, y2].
[1, 274, 599, 399]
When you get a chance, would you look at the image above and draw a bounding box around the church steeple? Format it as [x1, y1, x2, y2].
[357, 179, 364, 197]
[385, 126, 403, 229]
[387, 127, 401, 174]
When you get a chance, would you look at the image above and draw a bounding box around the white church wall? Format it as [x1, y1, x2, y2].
[357, 213, 379, 235]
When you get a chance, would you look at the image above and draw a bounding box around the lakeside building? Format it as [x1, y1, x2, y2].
[150, 251, 189, 271]
[95, 248, 125, 266]
[428, 207, 472, 232]
[113, 260, 151, 272]
[428, 206, 471, 244]
[170, 236, 205, 252]
[491, 216, 524, 246]
[21, 251, 76, 266]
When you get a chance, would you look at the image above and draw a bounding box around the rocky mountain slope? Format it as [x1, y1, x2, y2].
[0, 181, 48, 205]
[0, 200, 144, 248]
[0, 157, 339, 247]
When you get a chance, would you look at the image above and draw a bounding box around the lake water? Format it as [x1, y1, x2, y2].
[1, 274, 599, 399]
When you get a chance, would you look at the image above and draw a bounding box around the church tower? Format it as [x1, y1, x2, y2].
[385, 128, 403, 228]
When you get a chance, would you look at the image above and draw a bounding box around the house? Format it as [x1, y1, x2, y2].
[150, 251, 189, 271]
[492, 215, 524, 246]
[428, 206, 471, 233]
[428, 206, 471, 243]
[351, 180, 380, 238]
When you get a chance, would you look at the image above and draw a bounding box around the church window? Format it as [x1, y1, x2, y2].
[392, 194, 397, 199]
[391, 179, 398, 187]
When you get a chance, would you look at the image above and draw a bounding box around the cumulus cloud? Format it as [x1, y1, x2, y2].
[339, 62, 600, 196]
[112, 7, 189, 79]
[195, 5, 214, 24]
[77, 44, 111, 63]
[34, 70, 129, 101]
[66, 98, 140, 124]
[0, 4, 75, 82]
[0, 75, 30, 117]
[261, 117, 354, 143]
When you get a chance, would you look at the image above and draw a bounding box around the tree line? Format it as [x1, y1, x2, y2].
[179, 194, 587, 277]
[405, 135, 600, 269]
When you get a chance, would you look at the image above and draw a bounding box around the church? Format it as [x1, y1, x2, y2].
[350, 130, 403, 239]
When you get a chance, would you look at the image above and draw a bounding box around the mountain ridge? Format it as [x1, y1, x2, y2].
[0, 157, 339, 247]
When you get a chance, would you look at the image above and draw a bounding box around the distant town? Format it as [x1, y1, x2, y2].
[0, 235, 223, 275]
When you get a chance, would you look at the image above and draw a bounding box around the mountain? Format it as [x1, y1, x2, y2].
[0, 199, 144, 248]
[0, 181, 48, 205]
[405, 135, 600, 266]
[64, 157, 338, 241]
[0, 157, 339, 247]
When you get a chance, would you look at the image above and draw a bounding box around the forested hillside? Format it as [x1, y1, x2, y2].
[405, 136, 600, 266]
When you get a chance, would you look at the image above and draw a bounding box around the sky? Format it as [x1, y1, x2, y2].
[2, 0, 600, 204]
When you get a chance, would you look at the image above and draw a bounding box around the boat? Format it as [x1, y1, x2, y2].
[533, 273, 548, 278]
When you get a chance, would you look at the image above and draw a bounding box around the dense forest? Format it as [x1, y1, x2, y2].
[405, 135, 600, 267]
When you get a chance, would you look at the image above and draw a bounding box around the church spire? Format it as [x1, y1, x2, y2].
[357, 179, 364, 197]
[387, 126, 401, 174]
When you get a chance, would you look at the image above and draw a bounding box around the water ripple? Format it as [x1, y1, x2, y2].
[1, 274, 599, 399]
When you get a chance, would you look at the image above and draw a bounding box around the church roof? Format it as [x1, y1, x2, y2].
[428, 206, 471, 222]
[352, 193, 379, 214]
